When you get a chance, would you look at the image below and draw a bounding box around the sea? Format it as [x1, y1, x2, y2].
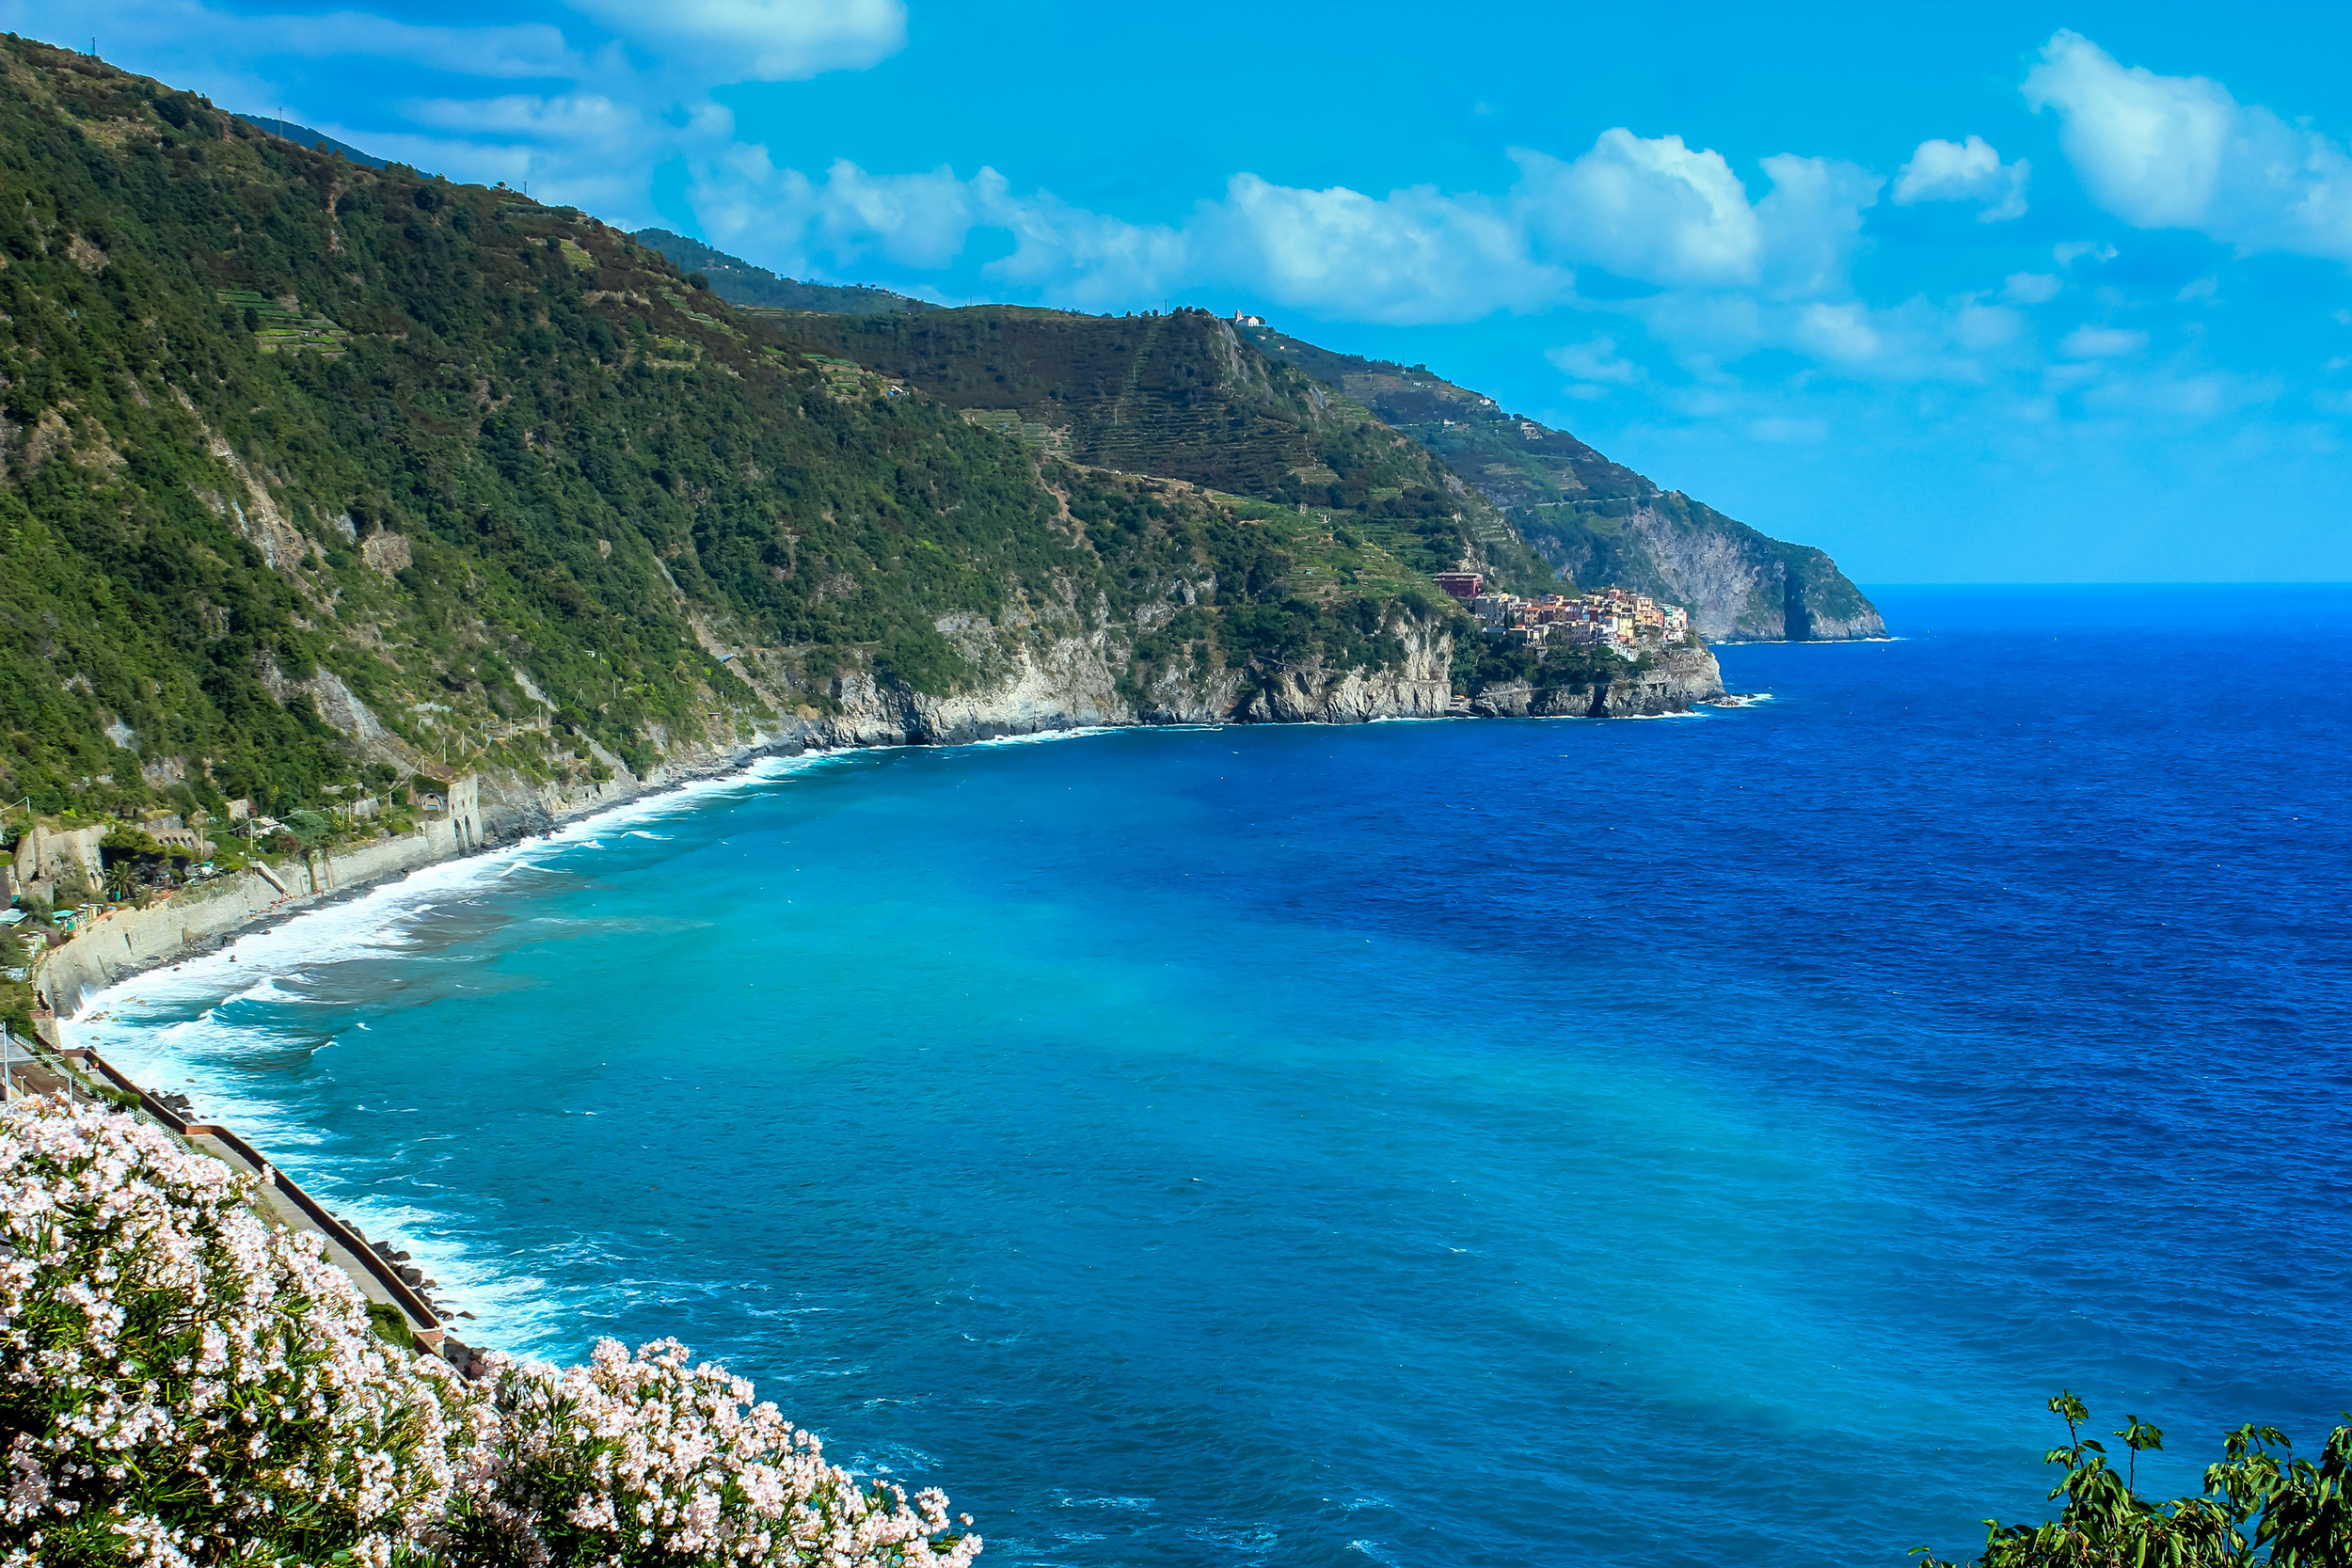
[72, 584, 2352, 1568]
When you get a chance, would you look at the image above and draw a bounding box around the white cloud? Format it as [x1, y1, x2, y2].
[33, 0, 909, 222]
[989, 191, 1188, 309]
[1892, 135, 2029, 221]
[2025, 30, 2352, 261]
[694, 152, 1010, 274]
[1518, 135, 1884, 312]
[2060, 325, 2149, 357]
[1199, 174, 1560, 323]
[1788, 302, 1883, 363]
[692, 125, 1881, 327]
[1753, 153, 1883, 294]
[1952, 302, 2026, 349]
[2077, 367, 2273, 420]
[1516, 131, 1762, 288]
[1549, 337, 1642, 388]
[1510, 133, 1878, 299]
[1613, 283, 2046, 389]
[2002, 272, 2062, 304]
[71, 0, 583, 80]
[807, 161, 1007, 269]
[2024, 35, 2230, 228]
[2055, 241, 2118, 267]
[564, 0, 904, 82]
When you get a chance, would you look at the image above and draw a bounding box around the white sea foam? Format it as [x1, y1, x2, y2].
[970, 724, 1123, 747]
[74, 749, 852, 1032]
[61, 750, 884, 1329]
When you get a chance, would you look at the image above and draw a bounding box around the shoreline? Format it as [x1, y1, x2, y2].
[39, 731, 834, 1022]
[40, 687, 1739, 1020]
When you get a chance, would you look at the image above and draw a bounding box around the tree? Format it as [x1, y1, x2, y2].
[1922, 1393, 2352, 1567]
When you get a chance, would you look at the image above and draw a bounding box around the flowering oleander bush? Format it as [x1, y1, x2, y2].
[444, 1339, 979, 1568]
[0, 1094, 472, 1567]
[0, 1097, 980, 1568]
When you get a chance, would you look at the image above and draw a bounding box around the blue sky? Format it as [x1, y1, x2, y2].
[24, 0, 2352, 583]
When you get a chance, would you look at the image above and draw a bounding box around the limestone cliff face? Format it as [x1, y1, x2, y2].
[817, 629, 1132, 746]
[1467, 644, 1726, 719]
[464, 616, 1460, 839]
[1622, 504, 1886, 641]
[464, 619, 1721, 847]
[1232, 624, 1454, 723]
[811, 620, 1452, 743]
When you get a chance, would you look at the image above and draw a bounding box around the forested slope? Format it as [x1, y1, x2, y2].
[0, 40, 1469, 830]
[630, 227, 925, 316]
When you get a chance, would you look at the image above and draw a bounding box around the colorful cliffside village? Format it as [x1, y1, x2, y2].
[1435, 572, 1691, 651]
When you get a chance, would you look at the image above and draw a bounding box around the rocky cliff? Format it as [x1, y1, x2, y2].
[464, 619, 1722, 840]
[1465, 645, 1727, 719]
[1603, 497, 1885, 642]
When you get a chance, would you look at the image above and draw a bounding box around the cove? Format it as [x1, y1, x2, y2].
[79, 585, 2352, 1567]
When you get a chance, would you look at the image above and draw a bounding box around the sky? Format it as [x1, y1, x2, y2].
[23, 0, 2352, 583]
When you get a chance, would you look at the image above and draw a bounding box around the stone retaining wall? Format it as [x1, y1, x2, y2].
[37, 817, 466, 1012]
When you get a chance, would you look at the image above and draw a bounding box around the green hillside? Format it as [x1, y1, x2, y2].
[766, 303, 1561, 593]
[0, 40, 1458, 834]
[630, 219, 1878, 641]
[1244, 326, 1884, 640]
[631, 228, 927, 316]
[233, 114, 388, 170]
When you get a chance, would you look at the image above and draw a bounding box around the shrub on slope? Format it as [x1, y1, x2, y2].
[1921, 1393, 2349, 1567]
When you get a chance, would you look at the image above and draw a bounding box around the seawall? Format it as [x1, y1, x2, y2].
[39, 818, 470, 1014]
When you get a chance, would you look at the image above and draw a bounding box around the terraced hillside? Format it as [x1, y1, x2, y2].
[790, 308, 1429, 497]
[1245, 327, 1884, 641]
[779, 304, 1560, 590]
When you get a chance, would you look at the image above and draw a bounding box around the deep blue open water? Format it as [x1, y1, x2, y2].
[78, 585, 2352, 1566]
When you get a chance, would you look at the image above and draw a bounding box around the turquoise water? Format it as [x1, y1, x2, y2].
[79, 586, 2352, 1566]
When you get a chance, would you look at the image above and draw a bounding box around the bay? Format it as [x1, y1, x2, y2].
[79, 584, 2352, 1567]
